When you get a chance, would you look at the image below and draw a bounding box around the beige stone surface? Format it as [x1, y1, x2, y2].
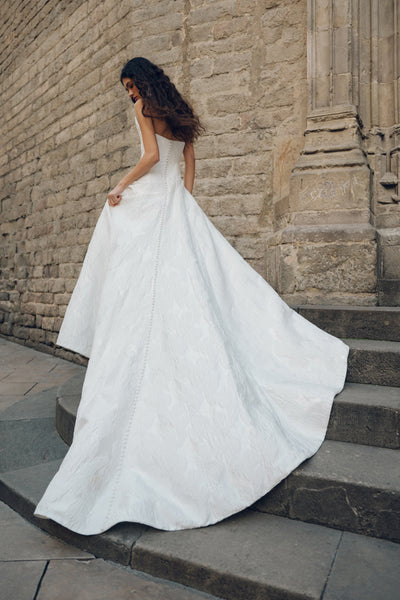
[0, 0, 309, 352]
[1, 0, 399, 354]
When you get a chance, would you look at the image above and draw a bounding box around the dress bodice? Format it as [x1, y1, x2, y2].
[121, 118, 186, 198]
[134, 116, 185, 178]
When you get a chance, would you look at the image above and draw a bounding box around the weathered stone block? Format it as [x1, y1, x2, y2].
[296, 242, 376, 293]
[289, 168, 371, 214]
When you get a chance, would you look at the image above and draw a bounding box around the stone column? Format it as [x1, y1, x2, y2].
[368, 0, 400, 305]
[269, 0, 377, 305]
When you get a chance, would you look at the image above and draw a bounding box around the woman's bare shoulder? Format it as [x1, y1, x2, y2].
[134, 98, 144, 116]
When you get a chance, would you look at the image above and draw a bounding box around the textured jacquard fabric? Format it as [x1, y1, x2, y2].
[33, 119, 349, 534]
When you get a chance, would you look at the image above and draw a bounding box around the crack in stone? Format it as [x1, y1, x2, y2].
[319, 530, 344, 600]
[33, 558, 49, 600]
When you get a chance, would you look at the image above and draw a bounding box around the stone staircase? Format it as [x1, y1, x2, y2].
[1, 306, 399, 599]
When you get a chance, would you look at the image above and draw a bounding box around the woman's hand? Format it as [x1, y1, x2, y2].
[108, 185, 125, 207]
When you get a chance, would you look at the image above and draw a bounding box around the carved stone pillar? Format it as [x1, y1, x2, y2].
[270, 0, 379, 305]
[367, 0, 400, 305]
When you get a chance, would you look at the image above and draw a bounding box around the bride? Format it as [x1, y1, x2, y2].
[33, 57, 349, 535]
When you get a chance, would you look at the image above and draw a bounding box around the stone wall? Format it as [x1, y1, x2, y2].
[270, 0, 400, 308]
[0, 0, 308, 356]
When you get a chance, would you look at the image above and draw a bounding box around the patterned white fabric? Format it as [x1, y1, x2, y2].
[34, 119, 349, 534]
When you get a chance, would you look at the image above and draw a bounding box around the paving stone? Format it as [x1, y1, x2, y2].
[323, 531, 400, 600]
[0, 501, 93, 560]
[0, 380, 37, 396]
[29, 381, 68, 394]
[0, 396, 24, 412]
[36, 558, 220, 600]
[0, 365, 64, 382]
[0, 417, 68, 473]
[0, 387, 59, 421]
[0, 350, 36, 368]
[0, 370, 14, 380]
[57, 371, 86, 397]
[47, 364, 86, 378]
[0, 560, 46, 600]
[0, 461, 148, 566]
[0, 459, 68, 514]
[131, 510, 342, 600]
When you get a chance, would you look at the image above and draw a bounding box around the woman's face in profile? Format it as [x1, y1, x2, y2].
[122, 77, 141, 103]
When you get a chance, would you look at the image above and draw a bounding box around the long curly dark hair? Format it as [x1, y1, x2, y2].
[120, 57, 205, 144]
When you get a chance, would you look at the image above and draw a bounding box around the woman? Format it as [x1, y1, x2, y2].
[34, 57, 349, 535]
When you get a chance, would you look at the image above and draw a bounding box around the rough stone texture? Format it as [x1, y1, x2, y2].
[252, 439, 400, 543]
[326, 383, 400, 449]
[378, 280, 400, 307]
[294, 305, 400, 342]
[345, 339, 400, 387]
[272, 0, 400, 305]
[377, 229, 400, 306]
[0, 0, 309, 353]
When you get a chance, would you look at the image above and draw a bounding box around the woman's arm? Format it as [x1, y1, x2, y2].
[183, 141, 195, 194]
[108, 99, 159, 206]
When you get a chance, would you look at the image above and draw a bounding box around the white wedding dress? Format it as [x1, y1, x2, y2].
[34, 118, 349, 535]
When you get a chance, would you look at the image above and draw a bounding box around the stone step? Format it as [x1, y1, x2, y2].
[2, 388, 399, 544]
[1, 460, 399, 600]
[326, 382, 400, 448]
[56, 374, 400, 449]
[129, 511, 400, 600]
[292, 305, 400, 342]
[1, 386, 400, 599]
[251, 439, 400, 543]
[345, 338, 400, 386]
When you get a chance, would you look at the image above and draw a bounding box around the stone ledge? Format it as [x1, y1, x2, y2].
[345, 338, 400, 386]
[252, 439, 400, 542]
[2, 459, 399, 600]
[51, 375, 400, 541]
[269, 223, 376, 245]
[292, 305, 400, 342]
[1, 383, 399, 600]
